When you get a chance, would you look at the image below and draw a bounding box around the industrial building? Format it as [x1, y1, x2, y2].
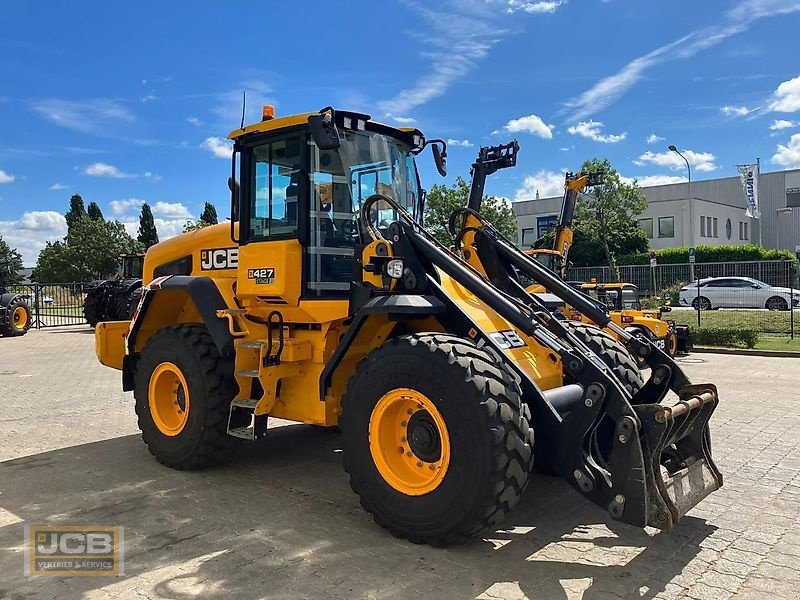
[514, 168, 800, 253]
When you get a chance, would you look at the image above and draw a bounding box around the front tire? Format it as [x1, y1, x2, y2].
[565, 322, 644, 392]
[766, 296, 788, 311]
[692, 296, 711, 311]
[340, 333, 534, 546]
[134, 324, 239, 470]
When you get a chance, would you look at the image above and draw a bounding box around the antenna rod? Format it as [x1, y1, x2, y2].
[240, 90, 246, 129]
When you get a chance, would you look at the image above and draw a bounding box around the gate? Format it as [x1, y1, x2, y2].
[8, 283, 89, 328]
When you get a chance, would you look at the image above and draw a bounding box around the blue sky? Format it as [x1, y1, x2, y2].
[1, 0, 800, 264]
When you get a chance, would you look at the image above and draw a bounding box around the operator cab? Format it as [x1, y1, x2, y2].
[582, 283, 641, 311]
[230, 108, 445, 300]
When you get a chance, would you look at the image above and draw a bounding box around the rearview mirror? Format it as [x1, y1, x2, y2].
[309, 110, 340, 151]
[432, 142, 447, 177]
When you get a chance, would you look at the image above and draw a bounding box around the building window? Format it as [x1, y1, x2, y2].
[521, 228, 538, 247]
[639, 218, 654, 239]
[700, 216, 706, 237]
[536, 215, 559, 239]
[725, 218, 732, 240]
[658, 216, 675, 238]
[788, 187, 800, 207]
[712, 217, 718, 238]
[742, 222, 748, 240]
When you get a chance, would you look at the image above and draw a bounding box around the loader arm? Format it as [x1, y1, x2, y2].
[527, 171, 603, 279]
[363, 196, 722, 530]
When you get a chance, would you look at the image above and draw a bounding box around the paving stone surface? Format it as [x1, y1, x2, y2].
[1, 328, 799, 599]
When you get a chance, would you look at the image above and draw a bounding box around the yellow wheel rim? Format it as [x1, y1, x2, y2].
[368, 388, 450, 496]
[148, 362, 190, 436]
[12, 306, 28, 329]
[668, 333, 678, 356]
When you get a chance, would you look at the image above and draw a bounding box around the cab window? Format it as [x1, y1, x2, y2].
[247, 135, 303, 240]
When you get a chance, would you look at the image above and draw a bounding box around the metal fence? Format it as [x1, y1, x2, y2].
[569, 260, 799, 344]
[7, 283, 89, 328]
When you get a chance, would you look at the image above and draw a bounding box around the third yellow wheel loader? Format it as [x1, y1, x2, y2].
[95, 106, 722, 546]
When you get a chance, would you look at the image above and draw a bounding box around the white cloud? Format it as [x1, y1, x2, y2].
[384, 113, 417, 124]
[567, 120, 626, 143]
[772, 133, 800, 168]
[635, 149, 718, 172]
[378, 1, 566, 115]
[646, 134, 665, 144]
[30, 98, 135, 135]
[769, 75, 800, 112]
[83, 162, 134, 178]
[213, 77, 275, 125]
[186, 116, 203, 126]
[447, 139, 474, 148]
[500, 114, 554, 139]
[564, 1, 800, 120]
[0, 210, 67, 265]
[201, 136, 232, 159]
[109, 198, 145, 216]
[620, 174, 688, 187]
[143, 171, 162, 183]
[0, 169, 14, 184]
[120, 217, 187, 242]
[720, 105, 754, 116]
[152, 201, 192, 219]
[48, 183, 68, 191]
[514, 170, 566, 200]
[770, 119, 798, 130]
[506, 1, 564, 13]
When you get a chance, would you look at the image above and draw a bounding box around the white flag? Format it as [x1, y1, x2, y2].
[737, 163, 760, 219]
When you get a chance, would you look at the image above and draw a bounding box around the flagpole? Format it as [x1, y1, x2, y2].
[757, 157, 762, 247]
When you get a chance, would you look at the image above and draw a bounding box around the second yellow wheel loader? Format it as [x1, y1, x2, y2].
[96, 106, 722, 546]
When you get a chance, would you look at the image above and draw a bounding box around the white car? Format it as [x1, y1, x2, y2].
[21, 292, 54, 305]
[679, 276, 800, 311]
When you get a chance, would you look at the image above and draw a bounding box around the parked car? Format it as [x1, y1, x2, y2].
[679, 276, 800, 310]
[21, 292, 54, 305]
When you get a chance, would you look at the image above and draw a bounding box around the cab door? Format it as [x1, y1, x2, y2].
[236, 132, 306, 306]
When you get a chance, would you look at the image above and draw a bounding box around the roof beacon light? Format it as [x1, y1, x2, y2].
[262, 105, 275, 121]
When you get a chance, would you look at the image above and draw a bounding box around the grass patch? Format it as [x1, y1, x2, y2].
[670, 308, 800, 335]
[753, 337, 800, 353]
[37, 305, 83, 317]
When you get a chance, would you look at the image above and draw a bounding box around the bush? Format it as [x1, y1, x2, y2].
[618, 245, 797, 265]
[690, 327, 759, 349]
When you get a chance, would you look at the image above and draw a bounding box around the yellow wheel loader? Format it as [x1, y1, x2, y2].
[95, 107, 722, 545]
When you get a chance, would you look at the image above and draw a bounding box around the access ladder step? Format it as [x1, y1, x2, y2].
[239, 341, 263, 349]
[231, 398, 260, 410]
[235, 369, 260, 378]
[217, 308, 247, 316]
[228, 426, 260, 440]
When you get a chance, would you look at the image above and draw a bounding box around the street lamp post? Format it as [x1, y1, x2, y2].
[776, 207, 793, 250]
[668, 145, 692, 199]
[669, 145, 693, 280]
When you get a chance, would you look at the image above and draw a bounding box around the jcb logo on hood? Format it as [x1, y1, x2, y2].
[200, 248, 238, 270]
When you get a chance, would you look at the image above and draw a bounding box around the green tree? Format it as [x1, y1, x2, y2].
[32, 217, 142, 283]
[423, 177, 517, 246]
[199, 202, 218, 225]
[87, 201, 105, 221]
[65, 194, 87, 233]
[184, 202, 220, 232]
[137, 203, 159, 248]
[573, 158, 648, 279]
[0, 235, 24, 285]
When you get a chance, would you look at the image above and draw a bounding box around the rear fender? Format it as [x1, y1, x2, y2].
[123, 276, 235, 391]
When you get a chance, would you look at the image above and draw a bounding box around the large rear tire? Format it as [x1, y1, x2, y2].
[83, 288, 103, 327]
[134, 324, 240, 470]
[1, 299, 31, 337]
[340, 333, 534, 546]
